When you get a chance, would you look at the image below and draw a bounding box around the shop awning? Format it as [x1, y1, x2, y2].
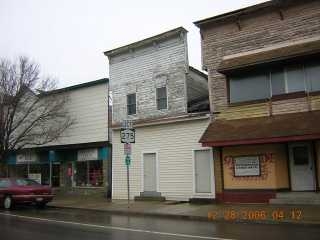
[218, 37, 320, 74]
[200, 111, 320, 147]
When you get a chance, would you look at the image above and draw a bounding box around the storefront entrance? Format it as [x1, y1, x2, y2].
[289, 142, 316, 191]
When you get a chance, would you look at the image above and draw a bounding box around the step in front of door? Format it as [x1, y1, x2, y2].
[135, 191, 165, 201]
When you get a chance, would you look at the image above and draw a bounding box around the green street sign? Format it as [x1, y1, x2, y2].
[125, 155, 131, 166]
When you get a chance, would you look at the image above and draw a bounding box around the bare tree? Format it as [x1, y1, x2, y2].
[0, 56, 74, 168]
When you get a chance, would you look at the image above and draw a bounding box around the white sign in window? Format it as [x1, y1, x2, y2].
[16, 152, 38, 164]
[234, 156, 260, 177]
[28, 173, 42, 184]
[77, 149, 98, 162]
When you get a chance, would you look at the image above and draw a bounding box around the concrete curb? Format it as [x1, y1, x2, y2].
[47, 204, 320, 226]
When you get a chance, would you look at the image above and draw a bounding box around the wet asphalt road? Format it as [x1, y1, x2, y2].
[1, 206, 320, 240]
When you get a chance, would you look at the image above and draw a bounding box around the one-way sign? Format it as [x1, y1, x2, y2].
[120, 128, 135, 143]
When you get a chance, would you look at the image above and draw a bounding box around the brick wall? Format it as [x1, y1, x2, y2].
[200, 0, 320, 117]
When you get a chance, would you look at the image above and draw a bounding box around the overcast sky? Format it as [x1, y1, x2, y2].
[0, 0, 267, 88]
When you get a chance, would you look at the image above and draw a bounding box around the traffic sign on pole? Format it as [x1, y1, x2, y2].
[124, 143, 132, 155]
[125, 154, 131, 166]
[120, 128, 135, 143]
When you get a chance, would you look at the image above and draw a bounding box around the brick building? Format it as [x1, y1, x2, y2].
[195, 0, 320, 203]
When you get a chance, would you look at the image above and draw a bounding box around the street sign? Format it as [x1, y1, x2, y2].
[121, 120, 135, 208]
[122, 119, 133, 129]
[120, 128, 135, 143]
[124, 143, 132, 155]
[125, 154, 131, 166]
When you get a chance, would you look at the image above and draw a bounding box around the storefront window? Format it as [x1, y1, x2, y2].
[76, 160, 103, 187]
[9, 165, 28, 178]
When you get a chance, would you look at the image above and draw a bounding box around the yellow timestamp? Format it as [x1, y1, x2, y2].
[208, 209, 302, 221]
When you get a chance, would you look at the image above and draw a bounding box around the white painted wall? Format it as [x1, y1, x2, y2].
[43, 83, 109, 146]
[112, 118, 213, 201]
[109, 30, 189, 124]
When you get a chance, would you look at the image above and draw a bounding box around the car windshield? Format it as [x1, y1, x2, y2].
[15, 179, 41, 186]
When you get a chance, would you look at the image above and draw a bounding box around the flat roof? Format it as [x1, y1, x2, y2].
[104, 27, 187, 57]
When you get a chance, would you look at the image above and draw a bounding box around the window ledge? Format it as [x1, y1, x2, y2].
[271, 91, 306, 101]
[309, 91, 320, 97]
[73, 186, 104, 189]
[228, 98, 269, 107]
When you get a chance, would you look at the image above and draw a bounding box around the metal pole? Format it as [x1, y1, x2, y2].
[127, 164, 130, 208]
[49, 160, 52, 187]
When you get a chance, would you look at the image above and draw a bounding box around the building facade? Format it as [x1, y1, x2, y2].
[105, 28, 214, 201]
[195, 0, 320, 203]
[6, 79, 111, 195]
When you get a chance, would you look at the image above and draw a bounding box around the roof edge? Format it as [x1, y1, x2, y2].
[41, 78, 109, 95]
[194, 0, 298, 27]
[189, 66, 208, 79]
[104, 27, 188, 57]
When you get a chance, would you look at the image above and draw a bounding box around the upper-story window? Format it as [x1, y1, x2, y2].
[229, 60, 320, 104]
[127, 93, 136, 115]
[156, 86, 167, 110]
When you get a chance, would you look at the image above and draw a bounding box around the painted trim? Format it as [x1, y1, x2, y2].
[288, 142, 316, 191]
[141, 151, 160, 193]
[113, 114, 209, 129]
[312, 141, 320, 190]
[192, 148, 215, 198]
[202, 134, 320, 147]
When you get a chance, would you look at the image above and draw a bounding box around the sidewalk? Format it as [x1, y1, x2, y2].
[47, 193, 320, 225]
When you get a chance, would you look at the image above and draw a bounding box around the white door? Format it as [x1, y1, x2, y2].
[143, 153, 157, 192]
[289, 143, 315, 191]
[194, 149, 212, 193]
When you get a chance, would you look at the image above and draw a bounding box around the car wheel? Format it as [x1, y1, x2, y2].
[36, 202, 47, 209]
[3, 195, 13, 210]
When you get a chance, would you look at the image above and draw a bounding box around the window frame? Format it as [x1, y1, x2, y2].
[156, 86, 168, 110]
[127, 93, 137, 115]
[75, 160, 103, 187]
[228, 60, 320, 104]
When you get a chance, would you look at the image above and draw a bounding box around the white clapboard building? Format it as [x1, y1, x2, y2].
[105, 27, 215, 201]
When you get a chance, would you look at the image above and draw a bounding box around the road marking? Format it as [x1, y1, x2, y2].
[0, 212, 235, 240]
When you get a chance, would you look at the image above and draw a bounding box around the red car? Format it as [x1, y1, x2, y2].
[0, 178, 54, 209]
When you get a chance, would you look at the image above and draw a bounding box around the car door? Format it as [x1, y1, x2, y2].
[0, 179, 11, 201]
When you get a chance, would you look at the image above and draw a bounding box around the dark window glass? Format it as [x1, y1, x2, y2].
[127, 93, 136, 115]
[156, 87, 167, 110]
[29, 164, 50, 185]
[76, 161, 88, 187]
[15, 178, 40, 186]
[293, 146, 309, 165]
[229, 73, 270, 103]
[271, 69, 285, 95]
[89, 161, 103, 187]
[76, 160, 103, 187]
[306, 61, 320, 92]
[286, 64, 305, 93]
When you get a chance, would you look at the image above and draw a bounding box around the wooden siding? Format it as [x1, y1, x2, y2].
[112, 118, 211, 201]
[217, 102, 269, 120]
[200, 0, 320, 115]
[43, 83, 108, 146]
[216, 95, 320, 120]
[109, 31, 189, 124]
